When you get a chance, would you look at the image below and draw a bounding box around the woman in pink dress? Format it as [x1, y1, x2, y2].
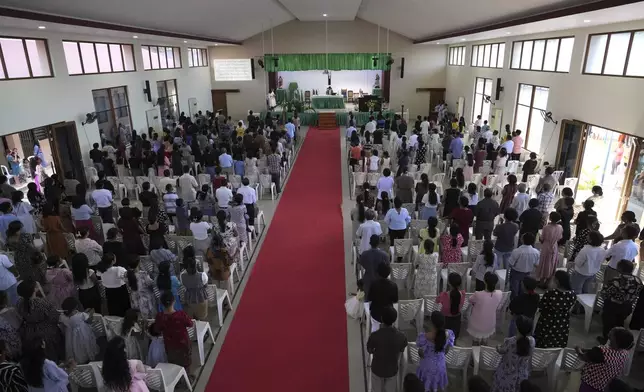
[101, 336, 149, 392]
[45, 255, 74, 309]
[536, 212, 563, 284]
[439, 224, 464, 267]
[467, 272, 502, 344]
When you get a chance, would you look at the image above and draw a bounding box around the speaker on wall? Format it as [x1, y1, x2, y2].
[250, 58, 255, 80]
[495, 78, 504, 101]
[400, 57, 405, 79]
[143, 80, 152, 103]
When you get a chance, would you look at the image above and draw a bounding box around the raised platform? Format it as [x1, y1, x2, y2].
[260, 108, 394, 127]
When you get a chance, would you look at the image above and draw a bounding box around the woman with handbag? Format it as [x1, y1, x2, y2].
[206, 233, 234, 291]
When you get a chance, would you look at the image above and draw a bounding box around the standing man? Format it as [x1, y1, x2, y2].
[91, 181, 114, 223]
[177, 165, 198, 203]
[215, 179, 233, 210]
[511, 130, 524, 160]
[508, 233, 541, 298]
[89, 143, 104, 172]
[285, 118, 296, 143]
[219, 147, 233, 175]
[598, 260, 643, 344]
[267, 147, 282, 195]
[365, 116, 377, 134]
[237, 177, 257, 226]
[449, 133, 464, 160]
[474, 188, 500, 240]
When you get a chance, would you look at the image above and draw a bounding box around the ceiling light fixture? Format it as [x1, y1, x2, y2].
[506, 32, 511, 35]
[183, 40, 188, 43]
[133, 35, 138, 38]
[436, 42, 440, 44]
[38, 26, 46, 29]
[461, 38, 466, 41]
[214, 44, 218, 46]
[584, 19, 591, 23]
[323, 13, 327, 17]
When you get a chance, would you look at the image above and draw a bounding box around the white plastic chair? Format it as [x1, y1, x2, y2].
[397, 299, 424, 336]
[259, 174, 276, 200]
[446, 346, 473, 391]
[390, 263, 413, 294]
[422, 295, 442, 316]
[352, 172, 367, 198]
[145, 363, 193, 392]
[577, 293, 599, 332]
[188, 319, 215, 366]
[531, 348, 561, 391]
[527, 174, 540, 195]
[69, 363, 100, 392]
[623, 329, 641, 375]
[206, 284, 233, 326]
[229, 174, 242, 190]
[471, 346, 502, 375]
[392, 239, 414, 262]
[496, 291, 512, 330]
[403, 342, 421, 375]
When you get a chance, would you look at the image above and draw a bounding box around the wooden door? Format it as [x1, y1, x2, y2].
[211, 90, 228, 116]
[555, 120, 588, 180]
[428, 90, 445, 114]
[617, 138, 643, 219]
[49, 122, 85, 184]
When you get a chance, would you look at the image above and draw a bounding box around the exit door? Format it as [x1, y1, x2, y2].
[211, 90, 228, 116]
[49, 121, 85, 184]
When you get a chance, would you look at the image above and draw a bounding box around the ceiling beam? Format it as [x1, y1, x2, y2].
[0, 7, 241, 45]
[413, 0, 644, 44]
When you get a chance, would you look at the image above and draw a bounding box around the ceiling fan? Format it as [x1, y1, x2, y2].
[81, 112, 98, 125]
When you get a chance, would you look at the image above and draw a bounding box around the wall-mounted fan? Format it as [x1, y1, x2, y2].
[483, 95, 495, 105]
[540, 110, 558, 125]
[81, 112, 98, 125]
[153, 97, 167, 107]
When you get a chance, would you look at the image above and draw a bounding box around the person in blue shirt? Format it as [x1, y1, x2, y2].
[0, 202, 19, 242]
[285, 118, 296, 140]
[449, 133, 464, 159]
[218, 147, 234, 175]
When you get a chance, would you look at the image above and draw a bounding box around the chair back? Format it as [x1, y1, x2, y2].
[405, 342, 420, 366]
[397, 299, 424, 323]
[145, 368, 165, 391]
[446, 346, 472, 369]
[531, 348, 561, 371]
[507, 160, 520, 174]
[422, 295, 442, 314]
[70, 364, 99, 389]
[560, 347, 585, 372]
[453, 159, 465, 170]
[527, 174, 540, 190]
[377, 220, 389, 237]
[353, 172, 367, 186]
[497, 291, 512, 311]
[206, 284, 219, 303]
[89, 313, 107, 336]
[563, 177, 578, 189]
[63, 233, 77, 252]
[447, 262, 471, 280]
[466, 240, 485, 263]
[471, 173, 482, 185]
[461, 292, 474, 313]
[198, 173, 211, 187]
[432, 173, 445, 183]
[367, 172, 381, 186]
[260, 174, 273, 188]
[552, 170, 564, 183]
[486, 174, 499, 189]
[409, 220, 425, 241]
[391, 263, 412, 281]
[229, 175, 242, 189]
[479, 346, 502, 371]
[394, 239, 413, 259]
[103, 316, 123, 340]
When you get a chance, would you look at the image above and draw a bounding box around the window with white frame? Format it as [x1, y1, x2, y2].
[141, 45, 182, 70]
[63, 41, 135, 75]
[470, 43, 505, 68]
[514, 83, 550, 152]
[448, 46, 466, 66]
[0, 36, 52, 79]
[584, 29, 644, 77]
[510, 37, 574, 73]
[188, 48, 208, 67]
[472, 77, 493, 124]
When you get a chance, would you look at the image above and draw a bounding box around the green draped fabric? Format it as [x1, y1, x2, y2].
[259, 110, 395, 127]
[311, 96, 345, 109]
[264, 53, 392, 72]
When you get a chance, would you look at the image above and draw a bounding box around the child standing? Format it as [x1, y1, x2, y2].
[471, 240, 498, 291]
[174, 199, 191, 236]
[576, 327, 634, 392]
[195, 185, 216, 217]
[491, 316, 535, 392]
[366, 306, 407, 392]
[111, 308, 143, 360]
[380, 151, 391, 173]
[61, 297, 99, 364]
[163, 184, 178, 216]
[146, 323, 167, 367]
[437, 273, 465, 340]
[467, 272, 503, 345]
[157, 261, 182, 312]
[416, 311, 455, 392]
[155, 291, 194, 371]
[508, 277, 540, 337]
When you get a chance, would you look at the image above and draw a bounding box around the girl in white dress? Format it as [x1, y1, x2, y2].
[61, 297, 99, 364]
[146, 323, 167, 367]
[12, 191, 36, 234]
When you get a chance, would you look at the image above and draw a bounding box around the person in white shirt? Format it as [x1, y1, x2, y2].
[163, 185, 179, 214]
[102, 141, 117, 161]
[158, 169, 175, 194]
[215, 179, 234, 209]
[409, 131, 419, 150]
[482, 125, 493, 143]
[570, 231, 607, 294]
[237, 178, 258, 225]
[75, 227, 103, 266]
[511, 183, 530, 216]
[474, 115, 482, 128]
[98, 253, 130, 316]
[365, 116, 376, 133]
[91, 182, 114, 223]
[0, 253, 18, 305]
[189, 209, 212, 258]
[500, 135, 514, 154]
[420, 117, 430, 134]
[369, 150, 380, 173]
[356, 209, 382, 254]
[376, 168, 394, 200]
[177, 165, 198, 202]
[346, 125, 357, 140]
[604, 224, 640, 282]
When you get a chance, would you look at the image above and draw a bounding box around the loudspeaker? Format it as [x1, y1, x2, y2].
[400, 57, 405, 79]
[328, 74, 331, 86]
[495, 78, 504, 101]
[250, 58, 255, 79]
[143, 80, 152, 103]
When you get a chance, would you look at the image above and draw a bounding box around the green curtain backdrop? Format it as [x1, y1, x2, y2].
[264, 53, 392, 72]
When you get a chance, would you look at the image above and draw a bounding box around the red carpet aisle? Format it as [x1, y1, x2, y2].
[206, 128, 349, 392]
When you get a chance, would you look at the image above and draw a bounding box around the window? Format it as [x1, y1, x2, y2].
[510, 37, 574, 72]
[141, 45, 181, 70]
[0, 36, 52, 80]
[448, 46, 465, 66]
[92, 86, 132, 143]
[63, 41, 135, 75]
[513, 83, 550, 152]
[156, 79, 179, 121]
[470, 43, 505, 68]
[188, 48, 208, 67]
[472, 77, 493, 123]
[583, 29, 644, 77]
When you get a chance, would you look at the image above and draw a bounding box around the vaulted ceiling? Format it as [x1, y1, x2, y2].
[0, 0, 630, 43]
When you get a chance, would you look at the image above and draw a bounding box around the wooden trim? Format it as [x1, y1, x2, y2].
[413, 0, 644, 44]
[211, 89, 240, 93]
[0, 40, 8, 79]
[554, 39, 562, 71]
[21, 39, 33, 77]
[415, 88, 446, 92]
[623, 32, 635, 75]
[540, 40, 547, 70]
[601, 33, 612, 74]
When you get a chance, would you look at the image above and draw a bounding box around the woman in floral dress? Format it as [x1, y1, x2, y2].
[128, 256, 157, 319]
[536, 212, 563, 284]
[44, 256, 74, 309]
[416, 311, 455, 392]
[499, 174, 518, 212]
[229, 194, 249, 245]
[534, 270, 576, 348]
[414, 239, 438, 297]
[491, 316, 535, 392]
[212, 210, 239, 260]
[6, 220, 45, 286]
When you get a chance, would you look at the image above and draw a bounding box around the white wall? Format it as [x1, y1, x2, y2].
[445, 19, 644, 163]
[210, 20, 447, 121]
[0, 27, 213, 165]
[277, 70, 381, 96]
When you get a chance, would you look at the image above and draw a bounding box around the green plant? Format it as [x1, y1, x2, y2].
[578, 164, 602, 191]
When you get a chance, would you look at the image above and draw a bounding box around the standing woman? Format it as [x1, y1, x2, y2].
[467, 272, 503, 345]
[33, 141, 47, 168]
[419, 183, 440, 220]
[229, 193, 249, 246]
[535, 212, 563, 285]
[415, 139, 427, 167]
[27, 182, 45, 215]
[156, 261, 182, 312]
[117, 208, 146, 255]
[156, 143, 167, 176]
[5, 221, 45, 286]
[384, 197, 411, 247]
[206, 233, 234, 287]
[16, 280, 64, 361]
[70, 196, 100, 243]
[491, 316, 535, 392]
[11, 191, 36, 235]
[44, 256, 74, 309]
[155, 291, 194, 372]
[534, 270, 576, 348]
[40, 203, 70, 259]
[442, 179, 461, 217]
[212, 210, 240, 261]
[415, 173, 430, 212]
[20, 336, 70, 392]
[180, 256, 209, 321]
[101, 336, 149, 392]
[128, 256, 157, 319]
[98, 253, 131, 317]
[71, 253, 102, 313]
[146, 212, 168, 252]
[440, 224, 464, 266]
[499, 174, 518, 212]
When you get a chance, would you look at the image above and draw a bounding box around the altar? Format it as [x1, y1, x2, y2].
[311, 95, 345, 110]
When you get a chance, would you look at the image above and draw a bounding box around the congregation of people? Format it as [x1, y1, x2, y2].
[0, 109, 298, 391]
[350, 111, 644, 392]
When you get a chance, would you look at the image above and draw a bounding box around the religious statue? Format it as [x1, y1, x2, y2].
[278, 76, 283, 89]
[374, 74, 380, 89]
[268, 89, 277, 109]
